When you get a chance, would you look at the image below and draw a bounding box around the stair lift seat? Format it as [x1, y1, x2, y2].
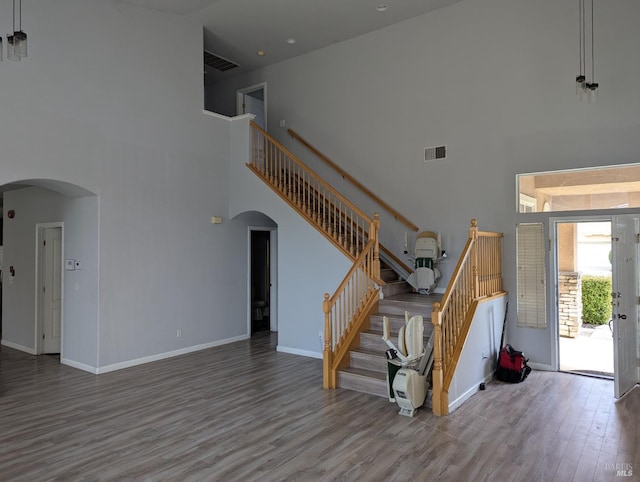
[407, 231, 442, 295]
[382, 312, 432, 417]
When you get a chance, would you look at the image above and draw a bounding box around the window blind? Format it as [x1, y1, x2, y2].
[517, 223, 547, 329]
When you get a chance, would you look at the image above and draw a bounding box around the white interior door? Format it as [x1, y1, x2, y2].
[612, 215, 639, 399]
[42, 227, 63, 354]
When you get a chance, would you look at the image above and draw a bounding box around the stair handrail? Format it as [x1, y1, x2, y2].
[248, 121, 384, 389]
[288, 128, 419, 233]
[250, 121, 373, 259]
[431, 219, 505, 416]
[323, 216, 382, 389]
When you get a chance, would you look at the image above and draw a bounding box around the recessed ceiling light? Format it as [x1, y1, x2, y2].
[286, 38, 296, 44]
[376, 4, 388, 12]
[257, 50, 266, 57]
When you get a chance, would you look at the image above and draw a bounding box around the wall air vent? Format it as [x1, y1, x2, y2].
[204, 51, 240, 72]
[424, 145, 447, 162]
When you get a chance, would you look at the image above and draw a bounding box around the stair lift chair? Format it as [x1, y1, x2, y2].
[382, 312, 434, 417]
[406, 231, 443, 295]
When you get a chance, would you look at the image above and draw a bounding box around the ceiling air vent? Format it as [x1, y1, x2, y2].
[204, 51, 240, 72]
[424, 145, 447, 162]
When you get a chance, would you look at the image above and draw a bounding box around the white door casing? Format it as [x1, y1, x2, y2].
[612, 215, 640, 399]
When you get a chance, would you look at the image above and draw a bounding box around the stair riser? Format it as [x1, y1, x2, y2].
[349, 351, 388, 374]
[369, 313, 434, 333]
[378, 300, 434, 317]
[359, 332, 387, 351]
[369, 314, 409, 333]
[380, 269, 399, 283]
[337, 371, 387, 398]
[381, 282, 413, 297]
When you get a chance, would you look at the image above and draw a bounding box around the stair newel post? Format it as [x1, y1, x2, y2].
[323, 293, 334, 389]
[431, 301, 446, 416]
[470, 219, 479, 300]
[371, 213, 380, 280]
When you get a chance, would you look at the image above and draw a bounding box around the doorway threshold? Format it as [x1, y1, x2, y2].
[561, 369, 613, 380]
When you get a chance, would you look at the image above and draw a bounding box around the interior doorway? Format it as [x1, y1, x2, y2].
[237, 83, 267, 130]
[250, 227, 276, 335]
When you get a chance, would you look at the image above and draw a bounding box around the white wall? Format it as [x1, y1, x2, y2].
[210, 0, 640, 367]
[447, 297, 506, 412]
[0, 0, 251, 371]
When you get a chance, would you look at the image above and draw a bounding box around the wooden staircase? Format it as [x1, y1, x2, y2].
[247, 120, 506, 415]
[337, 265, 440, 398]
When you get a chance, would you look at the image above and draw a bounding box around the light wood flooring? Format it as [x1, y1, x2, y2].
[1, 333, 638, 481]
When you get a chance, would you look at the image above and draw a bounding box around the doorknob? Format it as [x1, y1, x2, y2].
[617, 314, 627, 320]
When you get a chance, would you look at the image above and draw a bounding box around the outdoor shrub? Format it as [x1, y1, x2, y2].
[581, 275, 612, 325]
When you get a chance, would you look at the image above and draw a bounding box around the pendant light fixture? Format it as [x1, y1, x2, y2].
[4, 0, 27, 62]
[576, 0, 598, 100]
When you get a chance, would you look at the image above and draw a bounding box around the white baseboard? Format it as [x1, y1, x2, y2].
[528, 362, 553, 371]
[96, 334, 250, 374]
[1, 340, 36, 355]
[448, 372, 494, 414]
[277, 345, 322, 359]
[62, 358, 98, 374]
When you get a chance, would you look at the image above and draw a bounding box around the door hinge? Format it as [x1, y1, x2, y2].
[43, 239, 46, 246]
[42, 333, 45, 340]
[636, 233, 640, 244]
[612, 237, 619, 242]
[43, 286, 46, 293]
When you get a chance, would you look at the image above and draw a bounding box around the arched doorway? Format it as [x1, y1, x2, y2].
[0, 179, 98, 365]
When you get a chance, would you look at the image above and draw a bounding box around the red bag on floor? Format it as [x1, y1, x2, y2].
[496, 344, 531, 383]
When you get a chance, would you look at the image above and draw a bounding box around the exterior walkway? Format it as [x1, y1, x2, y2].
[560, 323, 614, 376]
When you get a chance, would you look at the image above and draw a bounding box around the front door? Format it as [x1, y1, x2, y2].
[612, 215, 640, 398]
[42, 227, 63, 354]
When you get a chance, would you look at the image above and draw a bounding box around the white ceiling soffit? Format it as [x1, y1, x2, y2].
[112, 0, 464, 81]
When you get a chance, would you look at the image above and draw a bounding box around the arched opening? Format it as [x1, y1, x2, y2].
[232, 211, 277, 337]
[1, 179, 99, 368]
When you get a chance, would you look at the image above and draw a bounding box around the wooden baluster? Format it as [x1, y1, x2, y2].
[322, 190, 327, 230]
[286, 157, 292, 198]
[308, 175, 312, 215]
[323, 293, 333, 389]
[372, 213, 380, 280]
[432, 302, 445, 416]
[350, 213, 355, 256]
[470, 219, 479, 300]
[277, 150, 282, 190]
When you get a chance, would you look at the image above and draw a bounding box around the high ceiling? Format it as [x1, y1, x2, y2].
[114, 0, 465, 81]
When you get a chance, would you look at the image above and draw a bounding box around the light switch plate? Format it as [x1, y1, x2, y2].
[65, 259, 76, 271]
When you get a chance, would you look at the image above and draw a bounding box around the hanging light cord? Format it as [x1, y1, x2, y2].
[591, 0, 595, 83]
[578, 0, 583, 77]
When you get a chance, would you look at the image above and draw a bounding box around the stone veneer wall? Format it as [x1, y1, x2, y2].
[559, 272, 582, 338]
